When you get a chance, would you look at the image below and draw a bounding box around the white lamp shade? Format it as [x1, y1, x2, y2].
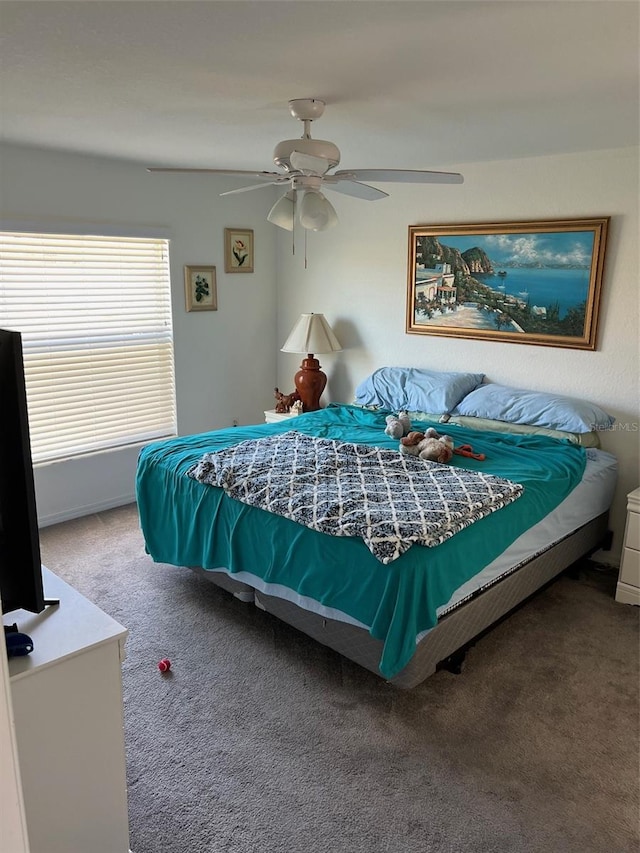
[298, 190, 338, 231]
[281, 313, 342, 355]
[267, 192, 296, 231]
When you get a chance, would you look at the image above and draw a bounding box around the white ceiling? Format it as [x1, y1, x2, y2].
[1, 1, 638, 174]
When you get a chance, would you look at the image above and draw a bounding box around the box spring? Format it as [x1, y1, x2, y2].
[193, 512, 609, 688]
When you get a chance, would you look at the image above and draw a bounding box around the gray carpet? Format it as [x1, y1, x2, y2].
[39, 503, 639, 853]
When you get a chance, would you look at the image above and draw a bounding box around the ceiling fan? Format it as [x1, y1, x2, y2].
[148, 98, 464, 232]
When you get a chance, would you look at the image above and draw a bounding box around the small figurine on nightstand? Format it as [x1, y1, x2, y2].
[290, 399, 304, 416]
[274, 387, 300, 413]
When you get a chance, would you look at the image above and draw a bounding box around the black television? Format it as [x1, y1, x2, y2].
[0, 328, 46, 615]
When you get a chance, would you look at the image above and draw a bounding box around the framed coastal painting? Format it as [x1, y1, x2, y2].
[406, 218, 609, 349]
[184, 265, 217, 312]
[224, 228, 254, 273]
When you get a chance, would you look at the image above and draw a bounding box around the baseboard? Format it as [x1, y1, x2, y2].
[38, 495, 136, 528]
[615, 581, 640, 605]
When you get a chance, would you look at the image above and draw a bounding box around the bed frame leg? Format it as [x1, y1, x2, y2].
[563, 561, 583, 580]
[437, 647, 468, 675]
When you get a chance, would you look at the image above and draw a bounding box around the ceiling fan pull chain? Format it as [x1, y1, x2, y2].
[293, 194, 297, 256]
[304, 228, 308, 269]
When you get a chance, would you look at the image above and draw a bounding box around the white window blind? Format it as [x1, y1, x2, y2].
[0, 232, 177, 464]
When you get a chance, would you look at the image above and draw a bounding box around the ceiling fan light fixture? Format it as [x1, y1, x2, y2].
[299, 190, 338, 231]
[267, 191, 296, 231]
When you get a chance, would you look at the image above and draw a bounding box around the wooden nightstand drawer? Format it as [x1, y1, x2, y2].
[624, 511, 639, 551]
[619, 546, 640, 588]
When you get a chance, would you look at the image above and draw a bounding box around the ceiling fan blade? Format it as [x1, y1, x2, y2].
[147, 167, 284, 180]
[322, 177, 389, 201]
[333, 169, 464, 185]
[289, 151, 332, 175]
[220, 180, 287, 197]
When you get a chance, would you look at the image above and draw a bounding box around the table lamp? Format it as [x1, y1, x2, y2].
[280, 313, 342, 411]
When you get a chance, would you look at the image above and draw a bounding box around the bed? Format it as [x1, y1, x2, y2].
[136, 370, 617, 688]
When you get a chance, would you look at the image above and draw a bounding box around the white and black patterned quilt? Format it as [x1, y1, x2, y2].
[187, 431, 524, 564]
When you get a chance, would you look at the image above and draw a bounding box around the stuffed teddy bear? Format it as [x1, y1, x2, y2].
[399, 427, 454, 464]
[384, 411, 411, 439]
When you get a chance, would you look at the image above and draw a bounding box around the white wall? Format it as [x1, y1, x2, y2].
[0, 143, 279, 524]
[276, 147, 639, 561]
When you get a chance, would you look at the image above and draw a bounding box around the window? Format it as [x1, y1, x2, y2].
[0, 231, 176, 463]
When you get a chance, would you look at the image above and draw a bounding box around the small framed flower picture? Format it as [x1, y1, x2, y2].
[184, 265, 217, 312]
[224, 228, 254, 273]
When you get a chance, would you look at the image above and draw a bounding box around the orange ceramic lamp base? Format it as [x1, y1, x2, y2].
[293, 354, 327, 412]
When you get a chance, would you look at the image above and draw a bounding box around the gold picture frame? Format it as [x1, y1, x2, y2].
[184, 265, 217, 312]
[406, 218, 609, 350]
[224, 228, 254, 273]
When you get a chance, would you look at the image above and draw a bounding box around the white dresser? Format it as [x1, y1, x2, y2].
[6, 568, 130, 853]
[615, 487, 640, 605]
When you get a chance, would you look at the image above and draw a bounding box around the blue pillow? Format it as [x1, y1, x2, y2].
[453, 383, 614, 434]
[354, 367, 484, 414]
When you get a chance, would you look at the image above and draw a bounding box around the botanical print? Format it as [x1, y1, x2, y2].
[193, 273, 211, 303]
[406, 219, 608, 349]
[184, 266, 217, 312]
[231, 238, 249, 267]
[224, 228, 254, 273]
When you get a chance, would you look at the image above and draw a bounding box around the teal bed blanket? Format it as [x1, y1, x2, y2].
[136, 404, 586, 679]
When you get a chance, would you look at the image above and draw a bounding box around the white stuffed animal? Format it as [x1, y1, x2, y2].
[384, 411, 411, 439]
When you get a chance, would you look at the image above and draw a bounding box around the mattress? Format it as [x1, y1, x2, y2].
[436, 447, 617, 617]
[194, 447, 617, 627]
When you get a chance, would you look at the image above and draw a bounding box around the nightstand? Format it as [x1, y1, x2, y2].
[264, 409, 300, 424]
[615, 487, 640, 605]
